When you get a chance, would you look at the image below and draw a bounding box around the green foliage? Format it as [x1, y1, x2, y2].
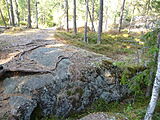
[112, 60, 149, 95]
[55, 31, 142, 60]
[129, 70, 150, 94]
[151, 0, 160, 12]
[89, 98, 110, 112]
[119, 29, 160, 95]
[20, 21, 27, 26]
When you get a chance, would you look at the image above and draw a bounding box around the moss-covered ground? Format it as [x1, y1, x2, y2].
[54, 30, 146, 64]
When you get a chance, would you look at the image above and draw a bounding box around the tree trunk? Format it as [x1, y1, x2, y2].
[146, 32, 160, 97]
[14, 0, 20, 26]
[65, 0, 69, 32]
[9, 0, 15, 26]
[73, 0, 77, 34]
[97, 0, 103, 44]
[0, 9, 7, 28]
[27, 0, 32, 28]
[87, 1, 95, 33]
[144, 34, 160, 120]
[118, 0, 126, 33]
[91, 0, 95, 32]
[35, 1, 39, 28]
[5, 0, 12, 25]
[84, 0, 89, 43]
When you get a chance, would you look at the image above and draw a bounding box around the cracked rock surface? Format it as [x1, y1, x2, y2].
[0, 28, 128, 120]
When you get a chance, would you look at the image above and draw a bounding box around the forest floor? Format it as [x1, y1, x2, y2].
[0, 28, 160, 120]
[54, 30, 146, 65]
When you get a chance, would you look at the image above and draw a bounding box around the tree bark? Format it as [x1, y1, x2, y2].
[86, 1, 95, 33]
[9, 0, 15, 26]
[65, 0, 69, 32]
[144, 34, 160, 120]
[146, 32, 160, 97]
[5, 0, 12, 25]
[73, 0, 77, 34]
[0, 9, 7, 28]
[35, 1, 39, 28]
[97, 0, 103, 44]
[14, 0, 20, 26]
[27, 0, 32, 28]
[84, 0, 89, 43]
[118, 0, 126, 33]
[91, 0, 95, 32]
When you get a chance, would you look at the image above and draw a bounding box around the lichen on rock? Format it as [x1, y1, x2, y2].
[0, 33, 135, 120]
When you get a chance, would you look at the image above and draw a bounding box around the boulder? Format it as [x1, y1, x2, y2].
[0, 44, 128, 120]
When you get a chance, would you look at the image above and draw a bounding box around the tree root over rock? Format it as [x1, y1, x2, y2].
[0, 52, 78, 79]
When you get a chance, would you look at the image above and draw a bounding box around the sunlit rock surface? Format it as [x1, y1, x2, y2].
[0, 29, 128, 120]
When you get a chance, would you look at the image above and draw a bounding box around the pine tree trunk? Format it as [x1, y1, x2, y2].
[9, 0, 15, 26]
[91, 0, 95, 32]
[65, 0, 69, 32]
[97, 0, 103, 44]
[14, 0, 20, 26]
[0, 9, 7, 28]
[27, 0, 32, 28]
[118, 0, 126, 33]
[144, 34, 160, 120]
[35, 1, 39, 28]
[73, 0, 77, 34]
[5, 0, 12, 25]
[87, 1, 95, 32]
[84, 0, 89, 43]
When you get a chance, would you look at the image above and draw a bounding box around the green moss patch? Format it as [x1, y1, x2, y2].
[54, 30, 143, 62]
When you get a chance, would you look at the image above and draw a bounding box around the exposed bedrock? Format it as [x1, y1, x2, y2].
[0, 45, 129, 120]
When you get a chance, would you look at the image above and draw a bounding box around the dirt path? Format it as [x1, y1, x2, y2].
[0, 28, 57, 65]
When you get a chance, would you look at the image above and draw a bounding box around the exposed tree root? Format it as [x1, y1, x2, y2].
[0, 52, 78, 79]
[0, 69, 52, 80]
[15, 43, 48, 58]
